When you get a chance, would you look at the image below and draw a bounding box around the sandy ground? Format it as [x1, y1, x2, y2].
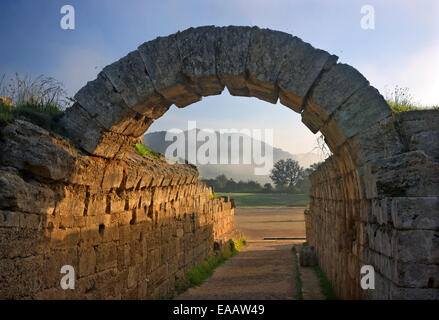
[176, 207, 317, 300]
[234, 207, 306, 240]
[176, 240, 299, 300]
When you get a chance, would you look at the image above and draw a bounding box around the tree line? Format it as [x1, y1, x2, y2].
[202, 159, 322, 194]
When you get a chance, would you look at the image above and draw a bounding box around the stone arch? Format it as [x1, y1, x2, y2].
[60, 25, 396, 165]
[57, 26, 439, 299]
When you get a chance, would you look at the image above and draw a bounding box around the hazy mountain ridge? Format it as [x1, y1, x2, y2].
[144, 130, 322, 184]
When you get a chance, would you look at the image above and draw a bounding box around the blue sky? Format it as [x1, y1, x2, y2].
[0, 0, 438, 154]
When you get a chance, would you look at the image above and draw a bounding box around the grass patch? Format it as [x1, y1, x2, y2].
[0, 100, 66, 135]
[291, 246, 303, 300]
[216, 192, 309, 207]
[314, 264, 337, 300]
[209, 192, 219, 200]
[177, 236, 247, 295]
[386, 86, 439, 114]
[135, 143, 162, 160]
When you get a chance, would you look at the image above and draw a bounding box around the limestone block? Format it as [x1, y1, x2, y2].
[332, 86, 392, 139]
[373, 151, 439, 197]
[95, 243, 118, 272]
[391, 197, 439, 230]
[392, 261, 439, 288]
[216, 26, 253, 96]
[55, 186, 86, 217]
[299, 245, 318, 267]
[246, 28, 293, 103]
[347, 116, 404, 165]
[138, 33, 201, 107]
[0, 120, 76, 181]
[176, 26, 224, 96]
[392, 229, 439, 264]
[0, 211, 21, 228]
[59, 103, 108, 156]
[102, 162, 125, 191]
[279, 40, 337, 113]
[78, 246, 96, 277]
[75, 74, 150, 136]
[0, 167, 55, 215]
[102, 50, 171, 117]
[389, 284, 439, 300]
[302, 64, 368, 132]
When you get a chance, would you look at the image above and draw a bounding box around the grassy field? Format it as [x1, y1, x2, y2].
[217, 192, 309, 207]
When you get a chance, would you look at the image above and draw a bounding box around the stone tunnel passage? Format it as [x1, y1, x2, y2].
[0, 26, 438, 300]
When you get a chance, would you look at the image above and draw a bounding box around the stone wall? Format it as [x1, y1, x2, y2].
[306, 109, 439, 300]
[0, 120, 236, 299]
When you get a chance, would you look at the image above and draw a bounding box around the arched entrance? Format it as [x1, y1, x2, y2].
[1, 26, 436, 300]
[60, 26, 404, 299]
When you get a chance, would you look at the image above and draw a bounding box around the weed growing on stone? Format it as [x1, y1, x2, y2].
[0, 100, 66, 135]
[385, 86, 439, 113]
[314, 264, 336, 300]
[134, 143, 162, 160]
[291, 246, 303, 300]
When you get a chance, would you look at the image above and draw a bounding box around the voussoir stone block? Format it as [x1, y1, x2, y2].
[74, 73, 153, 136]
[279, 40, 337, 114]
[332, 86, 392, 139]
[216, 26, 254, 96]
[301, 63, 369, 133]
[138, 33, 201, 107]
[176, 26, 224, 96]
[245, 28, 294, 103]
[102, 50, 171, 117]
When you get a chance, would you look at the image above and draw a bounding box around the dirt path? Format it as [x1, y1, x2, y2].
[176, 207, 325, 300]
[176, 240, 298, 300]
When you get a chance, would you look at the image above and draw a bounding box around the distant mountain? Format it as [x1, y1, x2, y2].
[143, 130, 322, 184]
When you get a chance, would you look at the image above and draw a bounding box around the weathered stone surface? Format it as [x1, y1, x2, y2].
[74, 73, 152, 136]
[332, 86, 392, 139]
[301, 64, 368, 132]
[392, 261, 439, 288]
[2, 26, 438, 301]
[0, 167, 55, 215]
[138, 33, 201, 107]
[59, 103, 107, 155]
[176, 26, 224, 96]
[102, 50, 169, 115]
[396, 110, 439, 161]
[346, 116, 404, 164]
[245, 28, 293, 103]
[299, 245, 318, 267]
[0, 120, 76, 181]
[391, 197, 439, 230]
[392, 229, 439, 264]
[216, 26, 253, 96]
[0, 121, 235, 299]
[372, 151, 439, 197]
[279, 42, 337, 113]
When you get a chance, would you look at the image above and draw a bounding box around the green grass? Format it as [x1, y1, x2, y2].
[216, 192, 309, 207]
[387, 101, 439, 114]
[166, 236, 247, 299]
[314, 264, 337, 300]
[187, 237, 246, 287]
[0, 100, 66, 135]
[134, 143, 162, 160]
[291, 246, 303, 300]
